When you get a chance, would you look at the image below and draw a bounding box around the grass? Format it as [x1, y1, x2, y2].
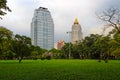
[0, 59, 120, 80]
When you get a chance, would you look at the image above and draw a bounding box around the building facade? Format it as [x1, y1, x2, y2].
[56, 40, 65, 50]
[31, 7, 54, 50]
[71, 18, 83, 44]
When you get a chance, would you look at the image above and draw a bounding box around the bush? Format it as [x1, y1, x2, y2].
[46, 56, 51, 60]
[41, 57, 45, 60]
[31, 51, 38, 60]
[41, 54, 45, 60]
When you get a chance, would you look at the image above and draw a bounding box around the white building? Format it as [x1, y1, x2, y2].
[71, 18, 83, 44]
[31, 7, 54, 50]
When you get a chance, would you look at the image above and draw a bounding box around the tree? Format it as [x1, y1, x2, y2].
[98, 7, 120, 33]
[0, 26, 12, 59]
[0, 0, 11, 19]
[49, 48, 63, 59]
[83, 34, 101, 59]
[111, 48, 120, 59]
[97, 7, 120, 61]
[31, 51, 38, 60]
[93, 35, 110, 62]
[61, 43, 73, 59]
[3, 50, 16, 60]
[71, 42, 83, 59]
[30, 45, 46, 59]
[12, 34, 31, 63]
[108, 37, 120, 59]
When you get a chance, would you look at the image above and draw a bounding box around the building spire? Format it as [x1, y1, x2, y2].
[74, 18, 79, 24]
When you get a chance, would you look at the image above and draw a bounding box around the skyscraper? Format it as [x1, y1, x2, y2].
[31, 7, 54, 50]
[71, 18, 83, 44]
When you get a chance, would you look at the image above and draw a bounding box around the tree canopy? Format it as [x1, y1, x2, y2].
[0, 0, 11, 19]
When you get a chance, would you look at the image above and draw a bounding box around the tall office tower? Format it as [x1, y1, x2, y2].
[31, 7, 54, 50]
[71, 18, 83, 44]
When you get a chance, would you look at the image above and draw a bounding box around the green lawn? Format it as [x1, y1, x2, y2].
[0, 60, 120, 80]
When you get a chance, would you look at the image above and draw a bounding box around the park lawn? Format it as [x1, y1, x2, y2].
[0, 60, 120, 80]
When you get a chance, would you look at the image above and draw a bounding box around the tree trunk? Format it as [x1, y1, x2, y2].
[19, 56, 23, 63]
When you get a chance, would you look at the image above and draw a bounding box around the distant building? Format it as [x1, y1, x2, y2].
[31, 7, 54, 50]
[71, 18, 83, 44]
[56, 40, 65, 50]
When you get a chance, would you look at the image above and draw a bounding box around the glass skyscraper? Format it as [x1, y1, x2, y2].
[31, 7, 54, 50]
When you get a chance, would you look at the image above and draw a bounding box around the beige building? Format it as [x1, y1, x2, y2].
[71, 18, 83, 44]
[56, 40, 65, 50]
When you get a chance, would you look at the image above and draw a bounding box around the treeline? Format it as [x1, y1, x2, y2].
[0, 27, 48, 62]
[61, 33, 120, 61]
[0, 1, 120, 62]
[0, 26, 120, 62]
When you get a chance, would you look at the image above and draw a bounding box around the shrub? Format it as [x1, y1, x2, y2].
[41, 54, 45, 60]
[46, 56, 51, 60]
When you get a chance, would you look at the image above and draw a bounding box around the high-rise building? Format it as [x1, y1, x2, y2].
[71, 18, 83, 44]
[31, 7, 54, 50]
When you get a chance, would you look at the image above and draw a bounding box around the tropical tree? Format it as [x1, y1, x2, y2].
[30, 45, 46, 59]
[108, 33, 120, 59]
[71, 44, 80, 59]
[83, 34, 101, 59]
[49, 48, 63, 59]
[12, 34, 31, 63]
[0, 26, 12, 59]
[61, 43, 72, 59]
[3, 50, 16, 59]
[71, 42, 85, 59]
[0, 0, 11, 19]
[31, 51, 38, 60]
[97, 7, 120, 60]
[111, 48, 120, 59]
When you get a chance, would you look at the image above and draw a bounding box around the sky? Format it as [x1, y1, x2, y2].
[0, 0, 120, 42]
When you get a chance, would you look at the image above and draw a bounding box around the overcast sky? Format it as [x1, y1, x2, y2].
[0, 0, 120, 42]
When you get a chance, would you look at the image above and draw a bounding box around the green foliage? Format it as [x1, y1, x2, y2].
[0, 26, 120, 61]
[49, 48, 63, 59]
[111, 48, 120, 59]
[46, 55, 51, 60]
[61, 43, 72, 58]
[32, 46, 48, 54]
[0, 0, 11, 19]
[108, 33, 120, 59]
[114, 33, 120, 43]
[0, 60, 120, 80]
[40, 54, 46, 60]
[12, 34, 32, 63]
[61, 33, 120, 61]
[0, 26, 13, 59]
[31, 51, 38, 60]
[3, 50, 16, 59]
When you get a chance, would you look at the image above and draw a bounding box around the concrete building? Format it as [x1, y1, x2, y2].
[31, 7, 54, 50]
[56, 40, 65, 50]
[71, 18, 83, 44]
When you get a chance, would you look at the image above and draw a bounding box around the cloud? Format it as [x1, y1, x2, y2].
[43, 0, 106, 42]
[0, 0, 39, 36]
[0, 0, 120, 43]
[89, 27, 103, 35]
[88, 24, 114, 37]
